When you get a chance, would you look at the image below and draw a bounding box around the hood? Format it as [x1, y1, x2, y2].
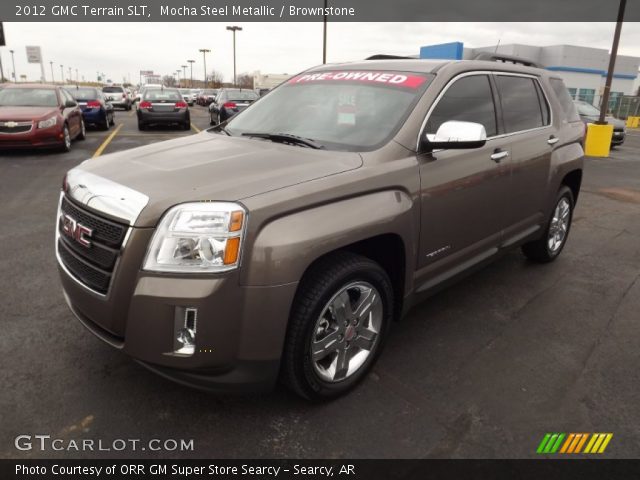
[0, 106, 58, 121]
[580, 114, 626, 129]
[72, 131, 362, 227]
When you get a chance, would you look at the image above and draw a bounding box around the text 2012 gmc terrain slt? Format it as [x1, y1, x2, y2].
[56, 57, 585, 400]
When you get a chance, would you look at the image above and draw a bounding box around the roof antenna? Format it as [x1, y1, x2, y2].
[494, 38, 501, 54]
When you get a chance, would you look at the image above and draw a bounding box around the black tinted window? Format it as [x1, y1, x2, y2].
[534, 81, 551, 126]
[550, 78, 580, 122]
[426, 75, 497, 137]
[496, 76, 544, 133]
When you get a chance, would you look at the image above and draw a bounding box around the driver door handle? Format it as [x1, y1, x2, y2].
[548, 135, 560, 145]
[490, 149, 509, 163]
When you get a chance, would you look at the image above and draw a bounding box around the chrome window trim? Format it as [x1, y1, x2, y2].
[416, 70, 554, 151]
[55, 192, 132, 299]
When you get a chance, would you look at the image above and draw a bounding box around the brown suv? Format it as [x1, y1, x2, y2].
[56, 58, 584, 400]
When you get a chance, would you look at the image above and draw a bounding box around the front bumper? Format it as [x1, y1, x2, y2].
[0, 125, 64, 149]
[611, 130, 625, 145]
[137, 110, 189, 125]
[58, 232, 298, 391]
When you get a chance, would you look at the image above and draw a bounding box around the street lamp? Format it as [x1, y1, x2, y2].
[226, 26, 242, 87]
[49, 61, 54, 84]
[322, 0, 328, 64]
[60, 65, 64, 83]
[181, 65, 187, 86]
[198, 48, 210, 88]
[187, 59, 195, 87]
[9, 49, 16, 82]
[75, 68, 78, 83]
[68, 66, 72, 83]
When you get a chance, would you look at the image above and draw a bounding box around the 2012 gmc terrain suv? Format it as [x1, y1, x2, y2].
[56, 58, 585, 400]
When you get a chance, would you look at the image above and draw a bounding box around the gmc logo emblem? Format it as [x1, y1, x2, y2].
[61, 214, 93, 248]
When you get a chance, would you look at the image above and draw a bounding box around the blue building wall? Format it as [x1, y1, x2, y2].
[419, 42, 464, 60]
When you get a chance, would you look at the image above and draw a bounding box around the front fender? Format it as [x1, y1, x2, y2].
[241, 190, 416, 286]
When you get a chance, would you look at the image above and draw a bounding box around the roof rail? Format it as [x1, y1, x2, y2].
[365, 54, 414, 60]
[473, 52, 540, 68]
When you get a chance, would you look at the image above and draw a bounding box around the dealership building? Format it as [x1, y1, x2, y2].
[418, 42, 640, 108]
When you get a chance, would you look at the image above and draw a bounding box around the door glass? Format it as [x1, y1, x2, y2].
[426, 75, 497, 137]
[496, 76, 545, 133]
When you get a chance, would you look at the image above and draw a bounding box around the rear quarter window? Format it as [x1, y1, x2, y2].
[549, 78, 581, 122]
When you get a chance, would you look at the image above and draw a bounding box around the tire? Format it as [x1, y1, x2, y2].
[137, 120, 146, 131]
[522, 186, 574, 263]
[101, 113, 110, 130]
[59, 124, 72, 152]
[281, 252, 393, 401]
[209, 111, 217, 126]
[109, 112, 115, 126]
[77, 119, 86, 140]
[183, 120, 191, 131]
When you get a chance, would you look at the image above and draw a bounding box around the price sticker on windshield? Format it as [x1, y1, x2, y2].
[288, 71, 428, 89]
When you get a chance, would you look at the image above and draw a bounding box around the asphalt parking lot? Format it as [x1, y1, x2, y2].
[1, 114, 639, 459]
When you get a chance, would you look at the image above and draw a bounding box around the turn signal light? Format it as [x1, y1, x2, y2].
[223, 237, 240, 265]
[229, 211, 244, 232]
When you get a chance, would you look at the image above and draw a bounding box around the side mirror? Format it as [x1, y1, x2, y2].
[64, 99, 77, 108]
[424, 120, 487, 150]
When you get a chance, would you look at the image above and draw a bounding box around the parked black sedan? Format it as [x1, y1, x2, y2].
[137, 88, 190, 131]
[65, 85, 115, 130]
[209, 89, 258, 126]
[574, 100, 626, 146]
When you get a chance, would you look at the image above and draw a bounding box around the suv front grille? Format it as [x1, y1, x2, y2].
[57, 196, 128, 294]
[0, 121, 33, 134]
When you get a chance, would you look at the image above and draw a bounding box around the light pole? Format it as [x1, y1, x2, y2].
[75, 68, 78, 83]
[49, 61, 54, 84]
[599, 0, 626, 121]
[181, 65, 187, 86]
[226, 26, 242, 87]
[199, 48, 210, 88]
[322, 0, 328, 64]
[9, 49, 16, 82]
[187, 59, 195, 87]
[60, 65, 64, 83]
[68, 67, 72, 83]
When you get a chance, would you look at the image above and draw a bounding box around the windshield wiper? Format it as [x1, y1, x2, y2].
[241, 132, 324, 149]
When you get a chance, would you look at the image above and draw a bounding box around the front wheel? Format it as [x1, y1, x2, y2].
[59, 124, 72, 152]
[281, 252, 393, 401]
[522, 186, 574, 263]
[77, 119, 86, 140]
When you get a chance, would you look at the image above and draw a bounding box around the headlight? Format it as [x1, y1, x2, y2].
[37, 116, 58, 129]
[143, 202, 247, 273]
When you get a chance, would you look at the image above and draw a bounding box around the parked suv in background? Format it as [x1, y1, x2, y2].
[102, 85, 132, 111]
[56, 57, 584, 400]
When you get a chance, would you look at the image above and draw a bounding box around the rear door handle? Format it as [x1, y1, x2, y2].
[548, 136, 560, 145]
[490, 149, 509, 162]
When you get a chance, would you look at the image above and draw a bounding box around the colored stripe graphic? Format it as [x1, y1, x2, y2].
[539, 433, 613, 454]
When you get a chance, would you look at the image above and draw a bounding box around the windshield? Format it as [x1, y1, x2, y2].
[575, 101, 600, 116]
[226, 91, 258, 101]
[225, 70, 432, 151]
[70, 88, 99, 99]
[144, 90, 181, 101]
[103, 86, 124, 93]
[0, 88, 58, 107]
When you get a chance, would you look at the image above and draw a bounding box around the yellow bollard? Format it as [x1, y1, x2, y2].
[626, 116, 639, 128]
[584, 123, 614, 157]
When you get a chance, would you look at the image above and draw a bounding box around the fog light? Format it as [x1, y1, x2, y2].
[172, 307, 197, 356]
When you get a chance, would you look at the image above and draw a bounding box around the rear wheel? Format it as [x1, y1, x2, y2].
[522, 186, 574, 263]
[183, 120, 191, 131]
[101, 113, 110, 130]
[109, 112, 115, 126]
[281, 252, 393, 401]
[77, 119, 86, 140]
[59, 125, 72, 152]
[137, 120, 146, 131]
[209, 111, 217, 126]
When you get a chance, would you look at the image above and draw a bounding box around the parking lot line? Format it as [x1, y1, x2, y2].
[191, 123, 201, 133]
[92, 124, 123, 158]
[128, 110, 136, 117]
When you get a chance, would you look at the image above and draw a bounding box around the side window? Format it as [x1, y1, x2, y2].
[426, 75, 497, 137]
[61, 89, 74, 105]
[534, 81, 551, 126]
[549, 78, 580, 122]
[496, 76, 545, 133]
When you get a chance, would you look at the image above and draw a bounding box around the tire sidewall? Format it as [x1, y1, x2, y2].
[296, 263, 393, 399]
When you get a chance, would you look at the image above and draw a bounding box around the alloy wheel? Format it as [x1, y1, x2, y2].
[548, 197, 570, 253]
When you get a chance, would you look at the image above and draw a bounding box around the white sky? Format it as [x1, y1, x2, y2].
[2, 22, 640, 84]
